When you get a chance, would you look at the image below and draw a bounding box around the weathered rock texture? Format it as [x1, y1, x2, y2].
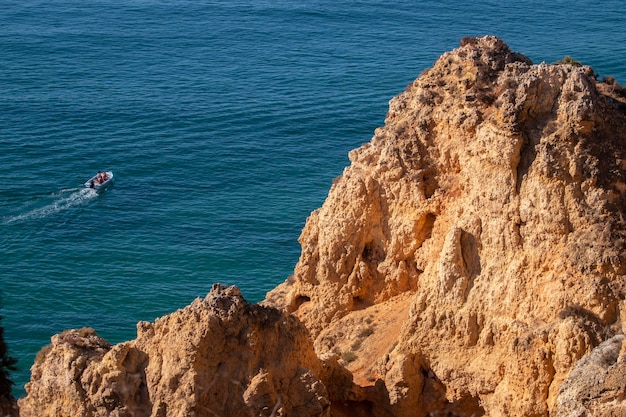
[268, 36, 626, 416]
[18, 284, 338, 417]
[19, 37, 626, 416]
[556, 334, 626, 417]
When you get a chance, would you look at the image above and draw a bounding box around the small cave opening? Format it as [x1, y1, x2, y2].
[416, 212, 436, 246]
[330, 399, 374, 417]
[362, 240, 385, 264]
[352, 296, 371, 311]
[293, 295, 311, 310]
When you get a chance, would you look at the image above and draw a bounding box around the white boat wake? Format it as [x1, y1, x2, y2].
[3, 188, 98, 225]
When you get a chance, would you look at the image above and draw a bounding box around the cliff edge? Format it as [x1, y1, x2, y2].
[19, 37, 626, 416]
[267, 36, 626, 416]
[19, 285, 342, 417]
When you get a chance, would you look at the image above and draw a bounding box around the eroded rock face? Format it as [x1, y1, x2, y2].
[268, 36, 626, 416]
[555, 334, 626, 417]
[19, 284, 333, 417]
[19, 37, 626, 417]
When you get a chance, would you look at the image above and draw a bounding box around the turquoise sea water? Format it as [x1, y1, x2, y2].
[1, 0, 625, 396]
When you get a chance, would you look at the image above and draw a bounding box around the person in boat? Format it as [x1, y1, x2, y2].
[91, 172, 104, 187]
[94, 172, 108, 185]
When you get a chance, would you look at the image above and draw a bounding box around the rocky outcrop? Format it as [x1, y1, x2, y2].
[555, 334, 626, 417]
[19, 37, 626, 416]
[18, 284, 342, 417]
[268, 36, 626, 416]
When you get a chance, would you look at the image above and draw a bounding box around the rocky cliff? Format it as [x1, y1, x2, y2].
[18, 37, 626, 416]
[267, 36, 626, 416]
[18, 284, 359, 417]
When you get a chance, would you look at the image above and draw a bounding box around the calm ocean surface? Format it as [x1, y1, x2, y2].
[1, 0, 625, 396]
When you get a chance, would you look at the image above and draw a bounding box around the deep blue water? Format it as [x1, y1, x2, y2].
[1, 0, 625, 397]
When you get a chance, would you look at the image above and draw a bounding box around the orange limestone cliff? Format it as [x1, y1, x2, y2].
[267, 36, 626, 416]
[18, 285, 349, 417]
[20, 37, 626, 416]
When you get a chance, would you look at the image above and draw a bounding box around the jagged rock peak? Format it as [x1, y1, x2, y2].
[19, 284, 337, 417]
[267, 36, 626, 416]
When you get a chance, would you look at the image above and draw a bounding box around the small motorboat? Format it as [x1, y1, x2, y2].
[85, 171, 114, 191]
